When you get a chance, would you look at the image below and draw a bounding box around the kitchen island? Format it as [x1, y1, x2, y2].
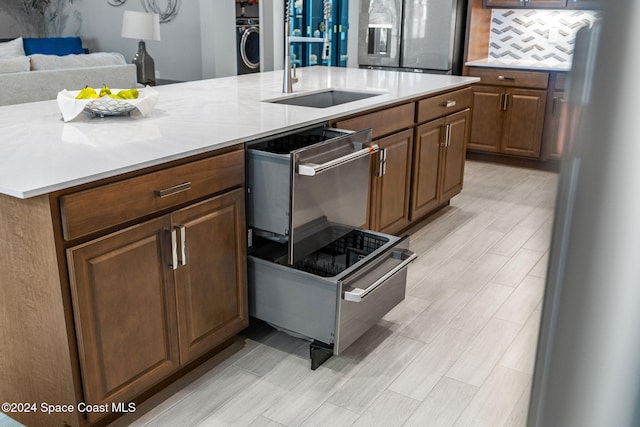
[0, 67, 478, 427]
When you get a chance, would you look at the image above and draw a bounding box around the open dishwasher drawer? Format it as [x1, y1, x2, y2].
[245, 124, 416, 369]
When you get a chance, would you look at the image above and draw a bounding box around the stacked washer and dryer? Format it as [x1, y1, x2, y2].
[236, 11, 260, 74]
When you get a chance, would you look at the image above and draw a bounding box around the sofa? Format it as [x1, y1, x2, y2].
[0, 37, 137, 106]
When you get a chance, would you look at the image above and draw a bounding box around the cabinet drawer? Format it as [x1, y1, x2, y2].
[334, 103, 415, 140]
[416, 87, 472, 124]
[61, 148, 245, 240]
[467, 67, 549, 89]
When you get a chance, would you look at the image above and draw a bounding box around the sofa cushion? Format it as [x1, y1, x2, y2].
[29, 52, 127, 70]
[0, 37, 26, 58]
[0, 56, 30, 73]
[23, 37, 87, 56]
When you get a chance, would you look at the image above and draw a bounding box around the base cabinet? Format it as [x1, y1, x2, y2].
[441, 109, 471, 201]
[370, 129, 413, 234]
[542, 72, 570, 160]
[173, 191, 248, 364]
[67, 216, 181, 422]
[467, 85, 503, 153]
[333, 102, 415, 234]
[411, 109, 470, 220]
[67, 188, 247, 421]
[543, 90, 567, 160]
[0, 146, 248, 427]
[469, 85, 547, 158]
[333, 86, 473, 233]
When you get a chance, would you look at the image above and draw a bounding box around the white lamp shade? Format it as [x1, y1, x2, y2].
[121, 11, 161, 41]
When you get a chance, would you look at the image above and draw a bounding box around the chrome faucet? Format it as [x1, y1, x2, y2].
[283, 0, 297, 93]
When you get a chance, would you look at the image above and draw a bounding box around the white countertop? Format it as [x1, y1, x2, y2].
[0, 66, 478, 199]
[466, 59, 571, 72]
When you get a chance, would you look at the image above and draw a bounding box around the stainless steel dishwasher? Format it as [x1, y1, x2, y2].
[246, 124, 416, 369]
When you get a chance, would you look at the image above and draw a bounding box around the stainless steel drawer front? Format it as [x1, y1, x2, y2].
[291, 128, 373, 264]
[343, 248, 416, 302]
[335, 236, 415, 354]
[246, 126, 375, 266]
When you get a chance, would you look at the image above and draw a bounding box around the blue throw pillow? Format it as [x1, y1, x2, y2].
[23, 37, 87, 56]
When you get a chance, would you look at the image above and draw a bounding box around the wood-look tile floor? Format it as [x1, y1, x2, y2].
[110, 160, 558, 427]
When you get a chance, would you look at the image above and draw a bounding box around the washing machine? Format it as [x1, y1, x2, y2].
[236, 17, 260, 74]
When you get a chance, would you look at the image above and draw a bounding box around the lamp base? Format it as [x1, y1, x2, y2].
[132, 40, 156, 85]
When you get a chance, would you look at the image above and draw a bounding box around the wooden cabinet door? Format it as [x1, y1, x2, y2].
[441, 109, 471, 202]
[172, 188, 248, 364]
[501, 88, 547, 158]
[544, 90, 567, 160]
[67, 216, 180, 421]
[411, 118, 445, 220]
[468, 85, 503, 153]
[370, 129, 413, 234]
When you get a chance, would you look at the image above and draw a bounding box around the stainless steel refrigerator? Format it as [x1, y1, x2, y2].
[528, 2, 640, 426]
[358, 0, 467, 74]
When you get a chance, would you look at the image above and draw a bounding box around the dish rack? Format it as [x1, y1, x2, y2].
[292, 230, 389, 277]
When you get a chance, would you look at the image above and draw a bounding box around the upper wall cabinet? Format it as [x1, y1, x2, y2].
[484, 0, 568, 8]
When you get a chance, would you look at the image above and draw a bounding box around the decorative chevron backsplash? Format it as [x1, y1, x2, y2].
[489, 9, 600, 64]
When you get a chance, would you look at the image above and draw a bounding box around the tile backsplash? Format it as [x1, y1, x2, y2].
[489, 9, 600, 64]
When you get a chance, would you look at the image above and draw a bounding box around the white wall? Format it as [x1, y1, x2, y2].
[261, 0, 285, 72]
[1, 0, 361, 80]
[74, 2, 204, 82]
[200, 0, 236, 79]
[0, 14, 22, 38]
[347, 0, 360, 68]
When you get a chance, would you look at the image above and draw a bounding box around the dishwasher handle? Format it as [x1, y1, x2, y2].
[297, 144, 379, 176]
[343, 249, 417, 302]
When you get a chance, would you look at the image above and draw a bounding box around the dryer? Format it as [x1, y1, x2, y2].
[236, 17, 260, 74]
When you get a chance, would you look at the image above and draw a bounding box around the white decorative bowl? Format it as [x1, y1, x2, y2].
[84, 97, 137, 117]
[57, 86, 159, 122]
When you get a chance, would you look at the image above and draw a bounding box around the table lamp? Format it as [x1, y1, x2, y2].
[121, 10, 161, 85]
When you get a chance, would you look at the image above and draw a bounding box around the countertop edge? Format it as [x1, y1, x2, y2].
[465, 60, 571, 73]
[2, 69, 479, 199]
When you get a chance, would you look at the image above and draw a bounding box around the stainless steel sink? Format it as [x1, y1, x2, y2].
[265, 89, 384, 108]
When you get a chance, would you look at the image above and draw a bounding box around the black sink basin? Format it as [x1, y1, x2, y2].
[265, 89, 384, 108]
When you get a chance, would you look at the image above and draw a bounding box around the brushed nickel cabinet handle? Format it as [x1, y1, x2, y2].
[446, 124, 452, 147]
[169, 227, 178, 270]
[155, 181, 192, 198]
[441, 100, 457, 108]
[177, 225, 187, 266]
[498, 75, 516, 81]
[376, 148, 387, 177]
[500, 93, 509, 111]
